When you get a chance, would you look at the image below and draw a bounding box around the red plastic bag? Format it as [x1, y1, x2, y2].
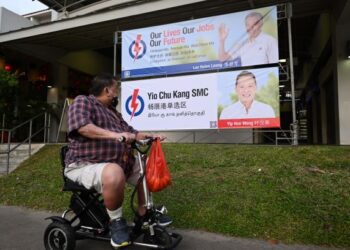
[146, 139, 171, 192]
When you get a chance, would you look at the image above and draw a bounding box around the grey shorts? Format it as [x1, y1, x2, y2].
[64, 161, 141, 193]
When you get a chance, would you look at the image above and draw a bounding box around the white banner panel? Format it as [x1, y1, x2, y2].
[121, 74, 219, 130]
[121, 6, 278, 79]
[121, 67, 280, 130]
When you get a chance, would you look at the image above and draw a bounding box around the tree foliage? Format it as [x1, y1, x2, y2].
[255, 73, 279, 115]
[0, 69, 19, 119]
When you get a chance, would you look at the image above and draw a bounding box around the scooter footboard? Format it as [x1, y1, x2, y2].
[132, 231, 182, 249]
[168, 232, 183, 249]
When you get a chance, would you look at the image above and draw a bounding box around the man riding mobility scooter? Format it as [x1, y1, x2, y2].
[43, 138, 182, 250]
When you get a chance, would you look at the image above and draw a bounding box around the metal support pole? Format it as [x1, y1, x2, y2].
[113, 31, 118, 77]
[287, 3, 298, 146]
[138, 152, 150, 209]
[56, 99, 68, 143]
[29, 120, 32, 156]
[1, 113, 5, 144]
[275, 131, 277, 146]
[6, 131, 11, 174]
[44, 112, 47, 143]
[47, 113, 51, 143]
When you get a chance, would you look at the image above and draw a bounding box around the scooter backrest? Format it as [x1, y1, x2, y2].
[60, 146, 69, 181]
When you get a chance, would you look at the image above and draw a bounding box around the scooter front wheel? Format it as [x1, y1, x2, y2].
[44, 221, 76, 250]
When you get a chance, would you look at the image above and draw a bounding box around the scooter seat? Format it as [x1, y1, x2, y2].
[62, 178, 96, 193]
[60, 146, 96, 193]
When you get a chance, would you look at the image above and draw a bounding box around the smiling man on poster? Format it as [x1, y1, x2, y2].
[220, 70, 275, 119]
[218, 67, 280, 129]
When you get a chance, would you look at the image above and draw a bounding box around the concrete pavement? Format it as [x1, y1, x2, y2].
[0, 205, 344, 250]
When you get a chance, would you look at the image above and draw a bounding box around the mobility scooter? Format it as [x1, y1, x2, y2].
[43, 138, 182, 250]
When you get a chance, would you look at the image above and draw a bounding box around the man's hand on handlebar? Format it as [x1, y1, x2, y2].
[116, 132, 166, 144]
[118, 132, 136, 143]
[147, 134, 166, 141]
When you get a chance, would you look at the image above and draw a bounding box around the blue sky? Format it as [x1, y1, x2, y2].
[0, 0, 47, 15]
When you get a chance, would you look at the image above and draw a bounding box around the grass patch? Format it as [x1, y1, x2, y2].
[0, 144, 349, 248]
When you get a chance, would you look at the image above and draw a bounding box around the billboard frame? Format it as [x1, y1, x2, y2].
[114, 3, 298, 145]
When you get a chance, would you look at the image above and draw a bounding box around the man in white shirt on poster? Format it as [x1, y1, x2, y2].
[218, 12, 278, 66]
[220, 70, 275, 119]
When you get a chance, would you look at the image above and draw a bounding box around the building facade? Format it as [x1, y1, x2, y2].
[0, 0, 349, 145]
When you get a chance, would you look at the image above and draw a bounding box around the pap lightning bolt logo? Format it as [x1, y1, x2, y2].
[130, 89, 139, 120]
[128, 34, 147, 60]
[133, 35, 142, 61]
[125, 89, 145, 120]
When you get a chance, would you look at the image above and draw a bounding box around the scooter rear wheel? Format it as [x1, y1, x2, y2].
[44, 221, 75, 250]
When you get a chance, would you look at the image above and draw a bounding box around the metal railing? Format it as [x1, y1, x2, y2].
[0, 112, 51, 174]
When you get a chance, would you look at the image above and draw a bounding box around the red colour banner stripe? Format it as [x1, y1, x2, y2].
[218, 117, 280, 129]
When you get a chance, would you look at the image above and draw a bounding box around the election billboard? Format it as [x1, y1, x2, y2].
[121, 6, 278, 79]
[121, 67, 280, 130]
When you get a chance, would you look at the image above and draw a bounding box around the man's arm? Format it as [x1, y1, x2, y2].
[218, 24, 232, 62]
[115, 112, 166, 141]
[78, 124, 136, 142]
[135, 132, 166, 141]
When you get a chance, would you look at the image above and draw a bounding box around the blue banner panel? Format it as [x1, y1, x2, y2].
[121, 6, 278, 79]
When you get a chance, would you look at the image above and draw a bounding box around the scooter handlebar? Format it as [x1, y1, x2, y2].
[136, 138, 154, 146]
[118, 136, 126, 142]
[118, 136, 154, 145]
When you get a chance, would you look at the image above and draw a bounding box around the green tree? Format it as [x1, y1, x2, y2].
[0, 70, 19, 126]
[255, 73, 279, 116]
